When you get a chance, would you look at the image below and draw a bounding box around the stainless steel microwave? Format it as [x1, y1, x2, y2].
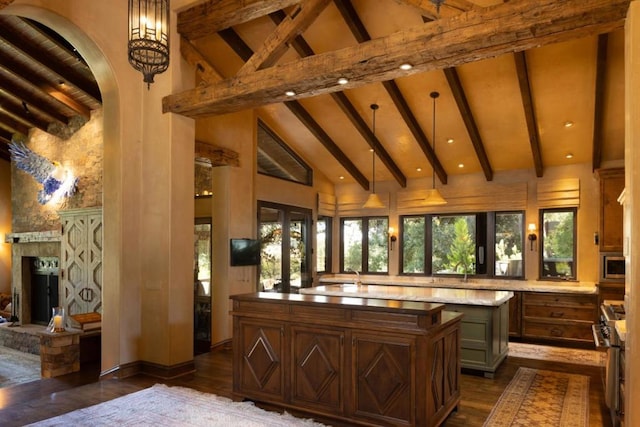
[601, 253, 625, 282]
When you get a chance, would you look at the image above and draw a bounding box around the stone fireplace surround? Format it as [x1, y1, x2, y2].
[4, 230, 61, 326]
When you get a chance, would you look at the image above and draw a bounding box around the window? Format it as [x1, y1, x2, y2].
[494, 212, 524, 277]
[316, 216, 332, 273]
[341, 217, 389, 274]
[400, 211, 525, 278]
[257, 120, 313, 185]
[540, 208, 576, 280]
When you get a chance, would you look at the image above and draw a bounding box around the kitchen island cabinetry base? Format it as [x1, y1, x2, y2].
[231, 292, 462, 427]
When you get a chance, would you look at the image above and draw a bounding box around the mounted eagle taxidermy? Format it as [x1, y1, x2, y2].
[9, 142, 78, 205]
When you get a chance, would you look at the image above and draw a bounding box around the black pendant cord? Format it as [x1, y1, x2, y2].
[370, 103, 379, 194]
[430, 91, 439, 190]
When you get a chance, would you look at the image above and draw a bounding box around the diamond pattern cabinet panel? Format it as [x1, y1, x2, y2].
[59, 208, 102, 315]
[352, 332, 414, 425]
[291, 326, 344, 413]
[235, 319, 284, 401]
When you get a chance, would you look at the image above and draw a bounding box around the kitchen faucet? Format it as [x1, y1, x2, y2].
[350, 270, 362, 285]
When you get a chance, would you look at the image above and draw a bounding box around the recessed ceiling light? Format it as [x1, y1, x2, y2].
[339, 176, 345, 180]
[285, 90, 296, 96]
[564, 121, 574, 128]
[447, 138, 454, 144]
[369, 148, 374, 152]
[337, 77, 349, 85]
[458, 163, 464, 168]
[566, 153, 574, 159]
[416, 167, 422, 172]
[399, 63, 413, 71]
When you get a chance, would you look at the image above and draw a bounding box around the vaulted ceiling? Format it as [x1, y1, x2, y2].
[0, 12, 101, 162]
[167, 0, 627, 190]
[0, 0, 628, 193]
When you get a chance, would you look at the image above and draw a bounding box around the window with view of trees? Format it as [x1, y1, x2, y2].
[316, 216, 331, 273]
[341, 217, 389, 273]
[541, 208, 576, 280]
[495, 212, 524, 277]
[400, 211, 523, 278]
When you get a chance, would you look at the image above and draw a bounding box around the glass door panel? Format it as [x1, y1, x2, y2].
[260, 207, 284, 292]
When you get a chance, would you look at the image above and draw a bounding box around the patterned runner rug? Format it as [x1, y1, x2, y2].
[508, 342, 605, 367]
[27, 383, 327, 426]
[0, 345, 41, 389]
[483, 367, 589, 427]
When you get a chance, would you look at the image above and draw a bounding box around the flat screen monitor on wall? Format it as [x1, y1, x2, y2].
[230, 238, 261, 266]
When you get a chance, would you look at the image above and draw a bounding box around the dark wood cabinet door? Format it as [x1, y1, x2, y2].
[236, 319, 285, 401]
[509, 291, 522, 337]
[351, 332, 414, 425]
[291, 326, 344, 413]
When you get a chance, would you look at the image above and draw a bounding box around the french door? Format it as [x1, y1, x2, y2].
[258, 201, 312, 293]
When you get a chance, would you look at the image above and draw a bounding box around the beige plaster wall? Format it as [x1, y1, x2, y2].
[334, 163, 601, 283]
[0, 159, 11, 293]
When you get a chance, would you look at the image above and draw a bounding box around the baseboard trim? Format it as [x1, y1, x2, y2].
[100, 359, 196, 380]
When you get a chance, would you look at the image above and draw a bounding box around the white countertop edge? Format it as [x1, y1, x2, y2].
[300, 285, 514, 307]
[317, 275, 597, 295]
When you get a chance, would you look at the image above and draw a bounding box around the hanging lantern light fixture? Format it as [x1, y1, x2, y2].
[128, 0, 170, 89]
[424, 91, 447, 206]
[363, 104, 385, 209]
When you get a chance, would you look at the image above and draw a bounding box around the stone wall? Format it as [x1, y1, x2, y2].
[11, 109, 103, 233]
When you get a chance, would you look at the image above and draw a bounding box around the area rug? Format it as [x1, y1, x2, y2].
[508, 342, 605, 367]
[483, 367, 589, 427]
[0, 345, 41, 389]
[27, 383, 327, 426]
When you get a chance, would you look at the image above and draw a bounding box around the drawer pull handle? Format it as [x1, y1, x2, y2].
[550, 327, 564, 337]
[550, 311, 564, 317]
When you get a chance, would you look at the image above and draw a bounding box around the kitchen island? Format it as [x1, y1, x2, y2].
[301, 284, 513, 378]
[231, 292, 462, 427]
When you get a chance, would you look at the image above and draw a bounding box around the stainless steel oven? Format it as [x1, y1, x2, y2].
[600, 253, 625, 282]
[593, 300, 625, 427]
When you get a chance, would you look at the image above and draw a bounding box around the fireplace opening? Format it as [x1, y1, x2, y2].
[30, 257, 59, 325]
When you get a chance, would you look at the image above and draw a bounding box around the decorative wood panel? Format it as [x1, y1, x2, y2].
[237, 320, 284, 400]
[59, 207, 102, 315]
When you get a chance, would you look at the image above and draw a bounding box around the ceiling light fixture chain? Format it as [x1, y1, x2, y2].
[425, 91, 447, 206]
[128, 0, 170, 89]
[363, 103, 385, 209]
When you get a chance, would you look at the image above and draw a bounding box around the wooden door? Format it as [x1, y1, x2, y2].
[291, 326, 344, 414]
[351, 332, 415, 425]
[235, 319, 285, 401]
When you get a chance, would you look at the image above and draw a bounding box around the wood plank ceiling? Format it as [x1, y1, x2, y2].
[0, 11, 101, 161]
[169, 0, 627, 190]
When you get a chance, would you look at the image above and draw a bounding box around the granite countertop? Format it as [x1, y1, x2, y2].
[300, 284, 514, 306]
[317, 274, 597, 295]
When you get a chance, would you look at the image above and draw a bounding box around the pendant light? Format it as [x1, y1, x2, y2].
[128, 0, 170, 89]
[363, 104, 385, 209]
[424, 91, 447, 205]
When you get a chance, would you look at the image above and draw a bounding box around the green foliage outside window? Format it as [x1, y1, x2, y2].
[432, 216, 476, 275]
[402, 217, 425, 273]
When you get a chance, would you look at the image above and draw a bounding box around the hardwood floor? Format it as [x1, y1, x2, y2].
[0, 347, 611, 426]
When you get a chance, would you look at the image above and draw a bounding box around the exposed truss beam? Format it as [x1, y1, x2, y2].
[395, 0, 476, 20]
[0, 72, 69, 124]
[239, 0, 331, 75]
[164, 0, 629, 118]
[178, 0, 301, 40]
[218, 25, 370, 190]
[270, 8, 407, 188]
[444, 67, 493, 181]
[592, 34, 608, 171]
[0, 94, 51, 132]
[0, 110, 29, 135]
[180, 38, 224, 85]
[514, 51, 543, 178]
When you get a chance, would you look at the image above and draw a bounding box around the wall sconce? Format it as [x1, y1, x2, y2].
[389, 227, 397, 251]
[527, 223, 537, 251]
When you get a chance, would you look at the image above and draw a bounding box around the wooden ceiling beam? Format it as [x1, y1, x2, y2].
[334, 0, 445, 185]
[444, 67, 493, 181]
[0, 73, 69, 124]
[0, 138, 10, 162]
[592, 33, 608, 171]
[0, 110, 29, 135]
[164, 0, 629, 118]
[0, 94, 51, 132]
[178, 0, 302, 40]
[219, 24, 370, 190]
[180, 38, 224, 85]
[394, 0, 475, 20]
[270, 9, 407, 188]
[0, 20, 101, 104]
[163, 0, 630, 117]
[195, 140, 240, 167]
[0, 0, 14, 10]
[514, 51, 543, 178]
[239, 0, 331, 75]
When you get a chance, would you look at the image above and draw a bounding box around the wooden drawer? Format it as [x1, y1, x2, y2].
[522, 319, 593, 342]
[523, 304, 595, 321]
